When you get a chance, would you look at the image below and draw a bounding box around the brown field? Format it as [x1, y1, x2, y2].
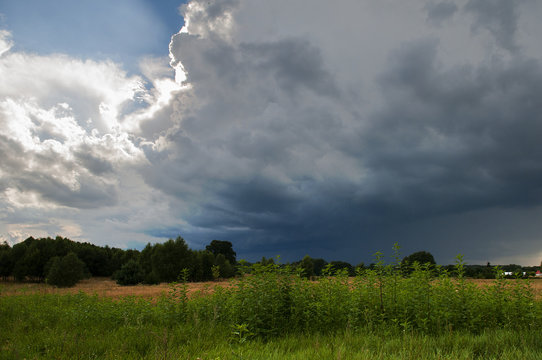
[0, 277, 233, 300]
[468, 278, 542, 298]
[1, 277, 541, 299]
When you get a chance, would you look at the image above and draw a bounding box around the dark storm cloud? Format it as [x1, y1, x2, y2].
[365, 39, 542, 215]
[241, 40, 340, 98]
[464, 0, 522, 51]
[17, 172, 118, 209]
[425, 1, 458, 26]
[139, 0, 542, 264]
[216, 177, 301, 215]
[170, 34, 339, 100]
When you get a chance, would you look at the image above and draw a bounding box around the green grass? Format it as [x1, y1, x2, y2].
[1, 254, 542, 359]
[0, 292, 540, 360]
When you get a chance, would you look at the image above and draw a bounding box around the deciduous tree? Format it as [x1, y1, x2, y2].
[46, 252, 88, 287]
[113, 259, 144, 285]
[206, 240, 236, 264]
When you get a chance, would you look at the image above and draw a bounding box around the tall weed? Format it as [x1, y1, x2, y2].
[180, 247, 542, 337]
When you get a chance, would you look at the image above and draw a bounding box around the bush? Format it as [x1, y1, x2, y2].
[214, 253, 236, 278]
[143, 270, 160, 285]
[401, 251, 436, 274]
[46, 252, 88, 287]
[113, 260, 145, 286]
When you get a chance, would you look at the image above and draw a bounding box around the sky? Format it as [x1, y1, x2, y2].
[1, 0, 542, 265]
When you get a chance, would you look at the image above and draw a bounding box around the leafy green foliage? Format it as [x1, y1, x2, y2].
[151, 237, 191, 282]
[214, 253, 235, 278]
[205, 240, 237, 264]
[113, 259, 145, 285]
[2, 292, 541, 359]
[3, 236, 139, 281]
[2, 235, 240, 285]
[300, 255, 314, 278]
[329, 260, 355, 276]
[2, 243, 542, 359]
[212, 264, 221, 280]
[403, 250, 436, 265]
[401, 251, 436, 274]
[183, 247, 542, 339]
[46, 252, 88, 287]
[0, 242, 13, 280]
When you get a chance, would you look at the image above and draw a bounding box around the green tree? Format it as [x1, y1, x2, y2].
[151, 237, 192, 282]
[300, 255, 315, 278]
[312, 258, 328, 276]
[24, 236, 71, 281]
[402, 251, 436, 265]
[46, 252, 88, 287]
[139, 243, 161, 283]
[259, 256, 275, 266]
[205, 240, 236, 264]
[214, 253, 236, 278]
[11, 238, 33, 281]
[139, 243, 154, 275]
[13, 247, 42, 281]
[212, 265, 220, 280]
[121, 249, 140, 265]
[0, 242, 13, 280]
[401, 251, 436, 274]
[355, 262, 365, 270]
[107, 247, 126, 275]
[74, 242, 110, 276]
[329, 261, 355, 276]
[191, 250, 215, 281]
[113, 260, 144, 286]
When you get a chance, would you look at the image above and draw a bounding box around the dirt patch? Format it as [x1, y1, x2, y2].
[466, 278, 542, 297]
[0, 277, 233, 300]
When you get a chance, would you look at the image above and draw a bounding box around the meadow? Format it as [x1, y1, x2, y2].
[2, 276, 542, 300]
[1, 257, 542, 359]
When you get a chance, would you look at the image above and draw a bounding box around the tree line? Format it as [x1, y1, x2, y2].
[0, 237, 539, 287]
[0, 236, 237, 287]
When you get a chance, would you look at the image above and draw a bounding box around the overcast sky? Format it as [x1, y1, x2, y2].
[1, 0, 542, 265]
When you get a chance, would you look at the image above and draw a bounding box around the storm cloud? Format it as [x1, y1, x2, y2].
[2, 0, 542, 264]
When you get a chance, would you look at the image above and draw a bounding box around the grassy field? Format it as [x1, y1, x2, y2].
[1, 292, 541, 359]
[2, 264, 542, 359]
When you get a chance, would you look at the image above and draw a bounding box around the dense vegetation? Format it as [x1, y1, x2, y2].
[0, 236, 539, 288]
[194, 252, 541, 337]
[0, 236, 237, 286]
[1, 291, 540, 359]
[1, 248, 541, 359]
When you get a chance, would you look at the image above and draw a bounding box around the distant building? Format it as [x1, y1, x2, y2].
[536, 270, 542, 277]
[504, 271, 527, 276]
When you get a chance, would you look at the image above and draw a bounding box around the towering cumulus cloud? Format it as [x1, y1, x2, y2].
[0, 29, 182, 247]
[2, 0, 542, 264]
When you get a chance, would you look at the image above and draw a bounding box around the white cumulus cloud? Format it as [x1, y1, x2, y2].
[0, 30, 13, 56]
[0, 32, 182, 246]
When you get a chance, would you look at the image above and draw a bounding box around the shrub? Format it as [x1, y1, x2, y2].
[113, 260, 145, 286]
[143, 270, 160, 285]
[46, 252, 88, 287]
[214, 254, 236, 278]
